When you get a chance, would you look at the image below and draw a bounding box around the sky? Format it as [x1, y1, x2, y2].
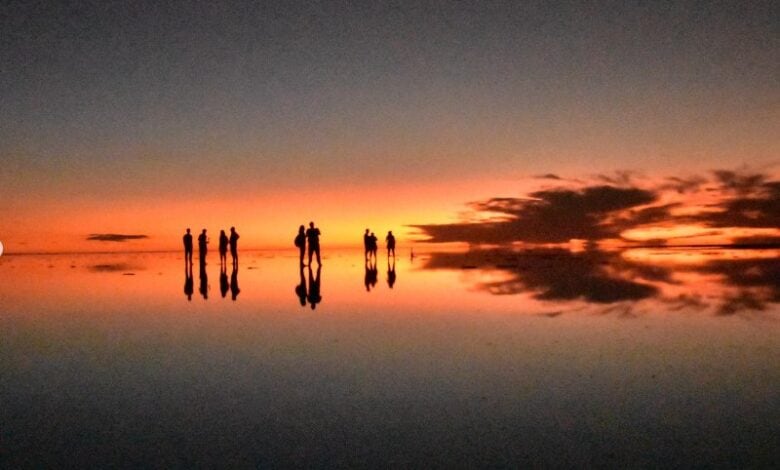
[1, 0, 778, 252]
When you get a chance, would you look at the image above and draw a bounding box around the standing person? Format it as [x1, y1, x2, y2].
[198, 229, 209, 261]
[386, 231, 396, 257]
[183, 228, 193, 264]
[229, 227, 240, 265]
[369, 232, 378, 259]
[294, 225, 306, 266]
[363, 229, 371, 260]
[306, 221, 322, 266]
[218, 230, 229, 266]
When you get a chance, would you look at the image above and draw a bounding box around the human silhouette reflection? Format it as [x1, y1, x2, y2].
[219, 230, 228, 267]
[183, 228, 193, 264]
[184, 262, 194, 300]
[387, 257, 396, 289]
[295, 264, 307, 307]
[364, 258, 378, 292]
[295, 225, 306, 266]
[307, 265, 322, 309]
[199, 259, 208, 299]
[230, 264, 240, 301]
[219, 263, 229, 298]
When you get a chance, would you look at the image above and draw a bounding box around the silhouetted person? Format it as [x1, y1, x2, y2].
[229, 226, 239, 266]
[230, 264, 240, 301]
[219, 230, 229, 266]
[369, 232, 378, 258]
[183, 228, 193, 264]
[199, 258, 208, 300]
[387, 257, 396, 289]
[363, 229, 371, 260]
[219, 263, 229, 298]
[295, 225, 306, 266]
[184, 262, 194, 300]
[306, 221, 321, 266]
[198, 229, 209, 262]
[307, 265, 322, 310]
[386, 231, 396, 257]
[295, 264, 307, 307]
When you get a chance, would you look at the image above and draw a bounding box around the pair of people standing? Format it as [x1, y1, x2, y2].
[218, 227, 240, 266]
[295, 222, 322, 266]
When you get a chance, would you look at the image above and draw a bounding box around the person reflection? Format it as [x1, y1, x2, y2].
[184, 261, 194, 301]
[219, 263, 229, 298]
[230, 264, 240, 301]
[387, 257, 396, 289]
[295, 264, 307, 307]
[307, 265, 322, 310]
[199, 258, 208, 300]
[364, 258, 378, 292]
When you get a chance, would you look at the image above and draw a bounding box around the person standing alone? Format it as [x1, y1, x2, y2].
[183, 228, 193, 264]
[229, 226, 240, 266]
[306, 221, 322, 266]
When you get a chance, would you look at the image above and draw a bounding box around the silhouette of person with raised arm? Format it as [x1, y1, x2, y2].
[295, 225, 306, 266]
[386, 231, 396, 258]
[219, 230, 229, 267]
[363, 229, 371, 260]
[184, 261, 194, 300]
[230, 264, 240, 301]
[198, 229, 209, 263]
[229, 227, 240, 266]
[219, 263, 229, 298]
[199, 257, 208, 300]
[183, 228, 193, 264]
[307, 265, 322, 310]
[387, 257, 396, 289]
[295, 264, 307, 307]
[306, 221, 321, 266]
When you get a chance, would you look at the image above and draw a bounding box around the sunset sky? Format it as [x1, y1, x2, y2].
[1, 1, 777, 252]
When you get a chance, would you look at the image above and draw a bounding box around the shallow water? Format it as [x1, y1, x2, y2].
[1, 248, 778, 467]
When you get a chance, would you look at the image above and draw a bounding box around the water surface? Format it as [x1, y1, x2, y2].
[1, 248, 778, 467]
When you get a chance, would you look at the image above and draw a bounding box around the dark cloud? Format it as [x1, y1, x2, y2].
[534, 173, 562, 180]
[87, 234, 149, 242]
[421, 247, 780, 316]
[413, 185, 656, 244]
[423, 248, 659, 304]
[412, 168, 780, 246]
[88, 263, 136, 272]
[696, 180, 780, 230]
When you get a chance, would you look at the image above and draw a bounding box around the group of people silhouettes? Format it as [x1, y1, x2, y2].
[363, 229, 396, 260]
[183, 227, 240, 301]
[183, 223, 400, 303]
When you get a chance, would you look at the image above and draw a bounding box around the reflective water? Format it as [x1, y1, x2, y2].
[1, 248, 778, 467]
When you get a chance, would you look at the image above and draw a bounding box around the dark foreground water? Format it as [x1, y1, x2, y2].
[1, 248, 778, 467]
